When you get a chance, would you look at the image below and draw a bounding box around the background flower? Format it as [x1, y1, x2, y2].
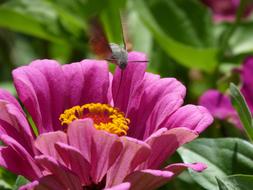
[199, 57, 253, 129]
[201, 0, 253, 22]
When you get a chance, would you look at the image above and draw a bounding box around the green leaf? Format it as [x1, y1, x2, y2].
[217, 0, 246, 57]
[11, 36, 38, 67]
[101, 0, 127, 46]
[0, 7, 59, 42]
[229, 22, 253, 55]
[216, 177, 230, 190]
[49, 4, 85, 39]
[0, 0, 85, 43]
[148, 0, 215, 47]
[159, 170, 205, 190]
[227, 175, 253, 190]
[133, 0, 218, 72]
[13, 176, 29, 190]
[230, 83, 253, 142]
[49, 42, 72, 64]
[217, 175, 253, 190]
[28, 115, 38, 137]
[0, 82, 16, 96]
[0, 168, 17, 189]
[177, 138, 253, 190]
[126, 8, 152, 55]
[0, 181, 11, 190]
[48, 0, 106, 19]
[0, 1, 63, 43]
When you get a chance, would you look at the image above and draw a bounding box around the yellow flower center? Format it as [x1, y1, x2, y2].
[59, 103, 130, 136]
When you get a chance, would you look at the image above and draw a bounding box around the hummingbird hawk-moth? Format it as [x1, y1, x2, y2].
[88, 16, 147, 69]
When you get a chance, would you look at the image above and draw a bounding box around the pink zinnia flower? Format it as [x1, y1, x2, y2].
[202, 0, 253, 22]
[199, 57, 253, 129]
[0, 52, 213, 190]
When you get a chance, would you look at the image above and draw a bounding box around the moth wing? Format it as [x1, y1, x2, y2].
[88, 17, 112, 59]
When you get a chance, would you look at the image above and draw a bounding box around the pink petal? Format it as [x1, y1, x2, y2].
[67, 119, 123, 183]
[35, 155, 82, 190]
[36, 175, 67, 190]
[13, 59, 110, 134]
[143, 93, 184, 139]
[122, 72, 159, 139]
[35, 131, 67, 161]
[67, 119, 95, 162]
[29, 60, 67, 132]
[91, 128, 123, 183]
[13, 61, 59, 133]
[55, 142, 91, 185]
[62, 60, 110, 107]
[19, 181, 39, 190]
[104, 182, 131, 190]
[139, 127, 198, 169]
[127, 76, 186, 140]
[166, 105, 213, 133]
[124, 169, 174, 190]
[0, 89, 23, 112]
[106, 137, 151, 187]
[123, 163, 206, 190]
[143, 72, 160, 81]
[0, 135, 42, 180]
[20, 175, 66, 190]
[164, 162, 207, 176]
[0, 100, 35, 155]
[112, 52, 147, 113]
[107, 72, 114, 104]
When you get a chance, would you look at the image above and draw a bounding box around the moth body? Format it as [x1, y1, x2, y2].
[109, 43, 128, 69]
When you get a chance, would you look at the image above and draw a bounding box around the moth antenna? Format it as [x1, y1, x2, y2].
[120, 11, 133, 52]
[128, 60, 149, 63]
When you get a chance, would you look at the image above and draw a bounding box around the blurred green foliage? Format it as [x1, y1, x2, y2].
[0, 0, 252, 101]
[1, 0, 253, 189]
